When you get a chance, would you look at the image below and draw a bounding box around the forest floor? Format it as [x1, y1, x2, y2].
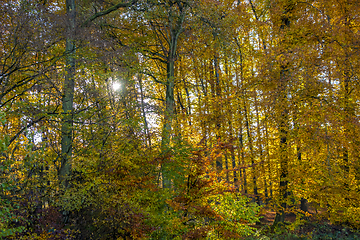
[247, 208, 360, 239]
[259, 210, 297, 225]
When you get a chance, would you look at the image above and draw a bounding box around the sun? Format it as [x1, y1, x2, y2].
[112, 82, 121, 91]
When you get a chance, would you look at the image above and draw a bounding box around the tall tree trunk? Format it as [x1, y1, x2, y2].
[59, 0, 76, 224]
[293, 110, 308, 213]
[274, 67, 289, 224]
[59, 0, 76, 187]
[161, 48, 176, 189]
[224, 61, 237, 188]
[213, 55, 223, 178]
[274, 1, 292, 224]
[239, 125, 247, 194]
[298, 146, 308, 213]
[235, 38, 247, 194]
[161, 2, 186, 188]
[264, 111, 273, 199]
[254, 93, 268, 202]
[243, 95, 259, 204]
[341, 9, 355, 192]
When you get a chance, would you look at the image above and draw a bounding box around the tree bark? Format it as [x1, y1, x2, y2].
[59, 0, 76, 188]
[161, 1, 186, 188]
[59, 0, 76, 224]
[273, 0, 293, 225]
[255, 93, 268, 202]
[243, 95, 259, 204]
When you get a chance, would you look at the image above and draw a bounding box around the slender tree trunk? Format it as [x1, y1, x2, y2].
[231, 140, 238, 189]
[138, 74, 151, 148]
[342, 70, 350, 191]
[341, 11, 353, 190]
[239, 125, 247, 194]
[235, 38, 247, 194]
[254, 93, 268, 202]
[227, 117, 238, 188]
[243, 95, 259, 204]
[183, 78, 192, 126]
[225, 58, 239, 187]
[264, 113, 273, 199]
[213, 55, 223, 175]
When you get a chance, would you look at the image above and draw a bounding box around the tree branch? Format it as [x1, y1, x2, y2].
[82, 0, 138, 27]
[9, 116, 46, 146]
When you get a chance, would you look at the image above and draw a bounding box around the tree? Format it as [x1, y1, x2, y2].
[59, 0, 76, 192]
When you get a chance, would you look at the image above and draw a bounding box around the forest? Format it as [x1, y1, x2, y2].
[0, 0, 359, 239]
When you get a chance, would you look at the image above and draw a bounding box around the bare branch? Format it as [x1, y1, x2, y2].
[82, 0, 138, 27]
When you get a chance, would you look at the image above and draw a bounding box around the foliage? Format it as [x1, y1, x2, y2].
[1, 0, 360, 238]
[0, 112, 25, 238]
[207, 192, 261, 239]
[0, 192, 26, 239]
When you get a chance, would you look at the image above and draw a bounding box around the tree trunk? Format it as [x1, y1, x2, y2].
[274, 1, 292, 224]
[59, 0, 76, 188]
[243, 95, 259, 204]
[161, 52, 175, 189]
[264, 111, 273, 199]
[161, 2, 186, 188]
[138, 74, 151, 148]
[239, 125, 247, 194]
[255, 93, 268, 202]
[59, 0, 76, 224]
[213, 55, 223, 177]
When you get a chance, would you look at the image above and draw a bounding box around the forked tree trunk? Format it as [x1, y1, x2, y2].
[161, 2, 186, 188]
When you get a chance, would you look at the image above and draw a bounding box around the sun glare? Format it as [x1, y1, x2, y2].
[113, 82, 121, 91]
